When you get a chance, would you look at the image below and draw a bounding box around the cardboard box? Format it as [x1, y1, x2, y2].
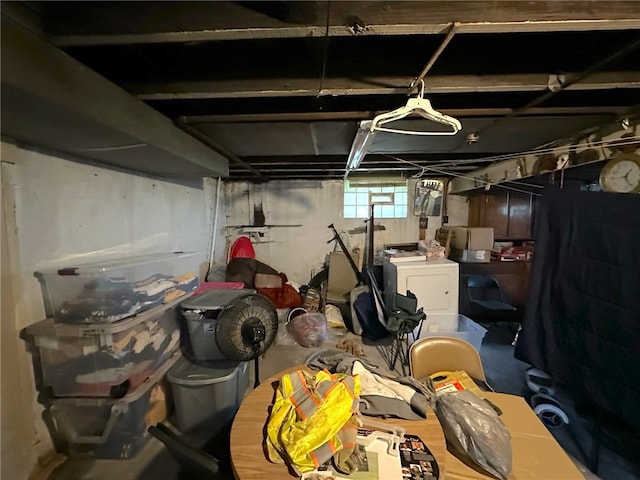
[449, 248, 491, 263]
[441, 227, 494, 251]
[445, 392, 584, 479]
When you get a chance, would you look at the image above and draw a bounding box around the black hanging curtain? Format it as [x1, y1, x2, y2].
[515, 189, 640, 429]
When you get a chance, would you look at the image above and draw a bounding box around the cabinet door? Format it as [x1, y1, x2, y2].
[405, 272, 456, 314]
[507, 193, 532, 238]
[483, 193, 509, 237]
[467, 192, 534, 240]
[468, 195, 482, 227]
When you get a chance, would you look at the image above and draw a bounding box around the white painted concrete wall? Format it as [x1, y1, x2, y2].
[1, 142, 216, 480]
[222, 179, 468, 284]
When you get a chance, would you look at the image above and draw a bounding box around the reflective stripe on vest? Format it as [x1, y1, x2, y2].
[264, 369, 361, 474]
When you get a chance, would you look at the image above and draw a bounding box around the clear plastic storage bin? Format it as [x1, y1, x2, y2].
[22, 298, 185, 397]
[42, 352, 179, 459]
[35, 252, 200, 323]
[411, 314, 488, 353]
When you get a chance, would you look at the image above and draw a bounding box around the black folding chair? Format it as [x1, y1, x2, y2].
[466, 275, 518, 337]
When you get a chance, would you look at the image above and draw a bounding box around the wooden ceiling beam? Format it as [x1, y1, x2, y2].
[45, 1, 640, 46]
[50, 18, 640, 46]
[133, 71, 640, 100]
[182, 106, 627, 124]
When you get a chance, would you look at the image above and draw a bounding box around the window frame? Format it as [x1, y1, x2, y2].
[343, 180, 408, 219]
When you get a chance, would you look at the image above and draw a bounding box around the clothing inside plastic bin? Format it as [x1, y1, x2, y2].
[41, 330, 178, 398]
[43, 353, 179, 459]
[23, 300, 183, 398]
[35, 252, 201, 324]
[56, 273, 198, 324]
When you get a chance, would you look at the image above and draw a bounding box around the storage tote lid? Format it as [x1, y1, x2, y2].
[35, 252, 198, 276]
[167, 356, 244, 386]
[23, 294, 187, 337]
[180, 288, 256, 310]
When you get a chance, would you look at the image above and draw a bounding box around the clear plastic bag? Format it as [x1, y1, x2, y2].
[324, 304, 345, 328]
[436, 390, 512, 480]
[276, 308, 297, 345]
[286, 312, 328, 347]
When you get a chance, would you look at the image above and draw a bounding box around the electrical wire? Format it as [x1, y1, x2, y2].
[394, 133, 640, 170]
[404, 158, 545, 189]
[386, 155, 543, 196]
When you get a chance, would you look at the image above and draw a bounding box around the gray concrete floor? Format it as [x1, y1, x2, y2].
[43, 323, 639, 480]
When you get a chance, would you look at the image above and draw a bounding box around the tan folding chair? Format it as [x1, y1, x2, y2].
[325, 251, 360, 304]
[408, 336, 487, 384]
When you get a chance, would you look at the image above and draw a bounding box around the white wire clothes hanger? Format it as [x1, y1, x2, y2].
[370, 79, 462, 136]
[344, 80, 463, 178]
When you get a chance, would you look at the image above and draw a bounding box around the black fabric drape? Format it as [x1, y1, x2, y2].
[515, 189, 640, 429]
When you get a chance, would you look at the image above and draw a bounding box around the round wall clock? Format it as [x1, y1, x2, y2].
[599, 153, 640, 193]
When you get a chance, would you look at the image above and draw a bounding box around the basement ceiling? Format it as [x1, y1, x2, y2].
[3, 1, 640, 181]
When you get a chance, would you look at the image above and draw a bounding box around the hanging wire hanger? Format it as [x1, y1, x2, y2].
[370, 79, 462, 136]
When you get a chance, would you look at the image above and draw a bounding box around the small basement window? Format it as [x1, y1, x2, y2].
[343, 179, 408, 218]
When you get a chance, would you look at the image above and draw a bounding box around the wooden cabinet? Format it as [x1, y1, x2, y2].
[468, 191, 534, 240]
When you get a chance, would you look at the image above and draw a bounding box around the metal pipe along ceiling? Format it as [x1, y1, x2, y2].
[408, 21, 460, 94]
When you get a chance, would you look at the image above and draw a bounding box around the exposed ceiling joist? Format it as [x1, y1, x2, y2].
[229, 165, 479, 173]
[181, 106, 630, 124]
[231, 156, 486, 166]
[49, 18, 640, 46]
[132, 71, 640, 100]
[44, 1, 640, 46]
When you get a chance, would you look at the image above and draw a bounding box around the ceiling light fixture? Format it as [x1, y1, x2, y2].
[344, 120, 376, 179]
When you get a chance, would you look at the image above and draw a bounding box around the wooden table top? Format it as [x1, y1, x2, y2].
[230, 365, 447, 479]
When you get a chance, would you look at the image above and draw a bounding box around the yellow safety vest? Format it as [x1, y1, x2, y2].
[265, 369, 360, 474]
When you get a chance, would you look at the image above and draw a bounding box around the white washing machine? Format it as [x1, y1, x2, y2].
[382, 257, 459, 316]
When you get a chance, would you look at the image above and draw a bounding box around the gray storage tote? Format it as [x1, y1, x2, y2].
[167, 357, 249, 433]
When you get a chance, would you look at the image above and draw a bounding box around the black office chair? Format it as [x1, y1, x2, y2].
[148, 424, 223, 480]
[466, 275, 517, 322]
